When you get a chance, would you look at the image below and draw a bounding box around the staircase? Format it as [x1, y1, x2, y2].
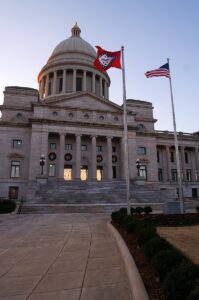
[21, 180, 171, 213]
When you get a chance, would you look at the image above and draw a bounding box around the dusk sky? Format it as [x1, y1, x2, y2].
[0, 0, 199, 133]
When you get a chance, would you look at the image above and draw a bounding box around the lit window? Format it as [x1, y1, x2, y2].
[139, 165, 147, 179]
[65, 144, 72, 150]
[96, 145, 102, 152]
[81, 145, 87, 151]
[138, 147, 146, 155]
[13, 140, 22, 149]
[11, 161, 20, 178]
[50, 143, 56, 150]
[49, 164, 56, 177]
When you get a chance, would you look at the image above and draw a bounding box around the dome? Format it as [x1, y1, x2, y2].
[49, 23, 96, 61]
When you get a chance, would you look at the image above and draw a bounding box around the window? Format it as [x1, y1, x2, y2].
[186, 169, 192, 181]
[157, 150, 160, 163]
[112, 146, 116, 153]
[192, 188, 198, 198]
[59, 78, 63, 92]
[139, 165, 147, 180]
[158, 168, 163, 181]
[185, 152, 189, 164]
[50, 143, 56, 150]
[138, 146, 146, 155]
[11, 161, 20, 178]
[48, 81, 52, 95]
[65, 144, 72, 150]
[49, 164, 56, 177]
[81, 145, 87, 151]
[96, 145, 102, 152]
[170, 151, 175, 162]
[171, 169, 177, 181]
[13, 140, 22, 149]
[76, 77, 82, 91]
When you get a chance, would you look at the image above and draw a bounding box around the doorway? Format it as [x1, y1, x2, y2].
[97, 166, 103, 181]
[64, 165, 72, 180]
[81, 165, 88, 181]
[9, 186, 19, 200]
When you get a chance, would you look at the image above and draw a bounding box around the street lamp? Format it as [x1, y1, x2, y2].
[40, 154, 45, 175]
[136, 159, 141, 177]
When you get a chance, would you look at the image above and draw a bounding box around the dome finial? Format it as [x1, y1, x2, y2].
[71, 23, 81, 37]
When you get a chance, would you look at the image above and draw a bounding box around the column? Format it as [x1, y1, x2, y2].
[40, 78, 44, 99]
[59, 133, 65, 179]
[99, 77, 103, 97]
[40, 128, 49, 176]
[91, 136, 97, 180]
[62, 69, 66, 93]
[45, 74, 49, 97]
[83, 70, 87, 91]
[92, 73, 96, 94]
[107, 136, 112, 179]
[166, 146, 171, 180]
[104, 82, 108, 99]
[75, 134, 81, 179]
[190, 149, 195, 181]
[181, 146, 186, 181]
[52, 71, 57, 95]
[73, 69, 76, 92]
[195, 147, 199, 181]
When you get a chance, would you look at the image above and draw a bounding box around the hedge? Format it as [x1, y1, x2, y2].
[0, 199, 16, 214]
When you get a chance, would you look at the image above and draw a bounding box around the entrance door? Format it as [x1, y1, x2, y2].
[112, 166, 116, 179]
[9, 187, 19, 200]
[81, 165, 88, 181]
[64, 165, 72, 180]
[97, 166, 103, 181]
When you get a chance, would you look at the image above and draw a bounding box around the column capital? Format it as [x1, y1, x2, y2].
[59, 133, 66, 137]
[75, 133, 82, 137]
[106, 136, 113, 140]
[91, 135, 98, 139]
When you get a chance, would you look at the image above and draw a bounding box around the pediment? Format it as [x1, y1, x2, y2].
[7, 153, 24, 159]
[42, 92, 123, 113]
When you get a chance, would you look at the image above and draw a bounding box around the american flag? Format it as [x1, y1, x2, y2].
[145, 63, 170, 78]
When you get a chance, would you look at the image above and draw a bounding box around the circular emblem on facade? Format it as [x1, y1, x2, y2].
[97, 154, 103, 162]
[112, 155, 117, 163]
[99, 115, 104, 121]
[48, 152, 57, 161]
[65, 153, 72, 161]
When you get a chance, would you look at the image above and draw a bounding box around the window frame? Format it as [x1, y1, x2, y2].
[49, 164, 56, 177]
[10, 161, 20, 178]
[13, 139, 22, 149]
[65, 144, 72, 151]
[50, 143, 56, 150]
[138, 146, 146, 155]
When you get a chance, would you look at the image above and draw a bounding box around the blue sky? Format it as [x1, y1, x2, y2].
[0, 0, 199, 132]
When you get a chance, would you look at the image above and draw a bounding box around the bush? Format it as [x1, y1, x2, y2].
[144, 236, 173, 261]
[187, 286, 199, 300]
[0, 199, 16, 214]
[196, 206, 199, 213]
[131, 207, 136, 215]
[151, 249, 185, 282]
[165, 261, 199, 300]
[122, 215, 139, 233]
[135, 206, 144, 214]
[143, 206, 152, 215]
[137, 226, 157, 246]
[111, 208, 127, 225]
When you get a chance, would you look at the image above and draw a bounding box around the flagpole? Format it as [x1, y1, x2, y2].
[167, 58, 184, 214]
[121, 46, 131, 215]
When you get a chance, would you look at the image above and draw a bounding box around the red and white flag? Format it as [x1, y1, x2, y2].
[94, 46, 121, 71]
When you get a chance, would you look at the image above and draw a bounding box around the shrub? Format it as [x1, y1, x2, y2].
[135, 206, 144, 215]
[165, 261, 199, 300]
[111, 208, 127, 225]
[143, 206, 152, 215]
[137, 226, 157, 246]
[187, 286, 199, 300]
[151, 249, 184, 282]
[0, 199, 16, 214]
[131, 207, 136, 215]
[144, 236, 173, 261]
[196, 206, 199, 213]
[122, 215, 139, 233]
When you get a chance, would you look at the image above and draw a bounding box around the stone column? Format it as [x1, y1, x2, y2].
[45, 74, 49, 97]
[40, 78, 44, 99]
[120, 136, 125, 180]
[73, 69, 76, 92]
[40, 128, 49, 176]
[92, 73, 96, 94]
[107, 136, 112, 179]
[52, 71, 57, 95]
[181, 146, 186, 181]
[104, 82, 108, 99]
[195, 147, 199, 181]
[91, 136, 97, 180]
[75, 134, 81, 179]
[83, 70, 87, 91]
[190, 149, 195, 181]
[59, 134, 65, 179]
[99, 77, 103, 97]
[62, 69, 66, 93]
[166, 146, 171, 180]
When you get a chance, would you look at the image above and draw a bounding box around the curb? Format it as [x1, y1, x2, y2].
[107, 221, 149, 300]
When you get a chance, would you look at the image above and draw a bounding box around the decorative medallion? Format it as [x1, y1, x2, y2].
[65, 153, 72, 161]
[97, 154, 103, 162]
[112, 155, 117, 163]
[48, 152, 57, 161]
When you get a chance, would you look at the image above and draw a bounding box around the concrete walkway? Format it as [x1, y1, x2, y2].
[0, 214, 132, 300]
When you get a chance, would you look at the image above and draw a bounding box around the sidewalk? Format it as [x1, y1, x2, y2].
[0, 213, 132, 300]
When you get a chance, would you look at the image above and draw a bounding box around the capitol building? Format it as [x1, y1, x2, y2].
[0, 24, 199, 208]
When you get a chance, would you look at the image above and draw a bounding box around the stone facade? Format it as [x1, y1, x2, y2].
[0, 24, 199, 201]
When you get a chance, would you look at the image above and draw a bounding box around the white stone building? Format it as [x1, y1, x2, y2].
[0, 24, 199, 204]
